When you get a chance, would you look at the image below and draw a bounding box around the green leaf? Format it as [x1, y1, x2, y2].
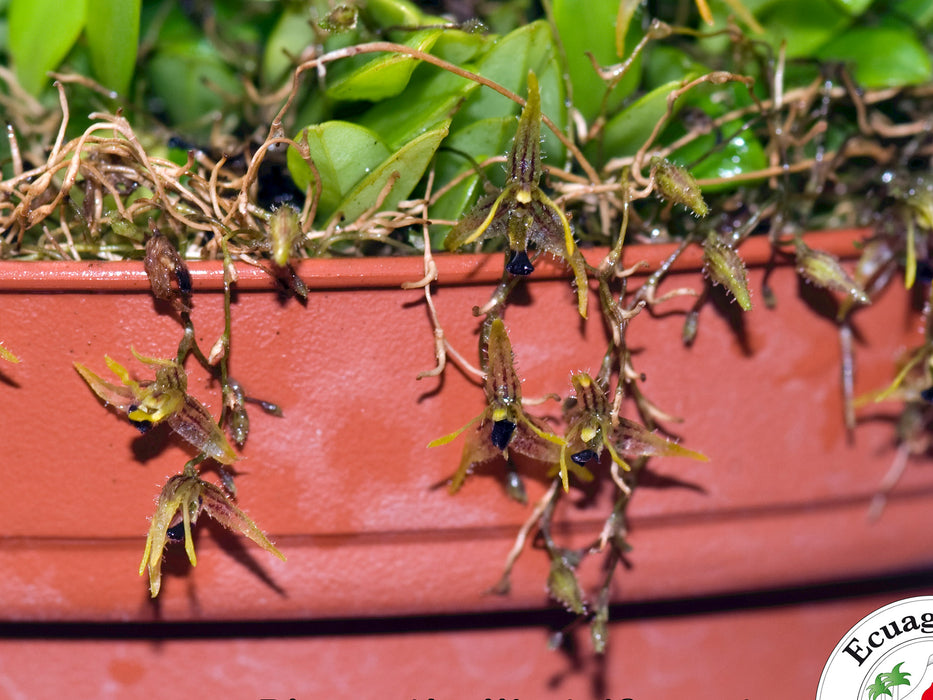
[615, 0, 640, 56]
[816, 27, 933, 88]
[361, 0, 429, 27]
[357, 65, 477, 150]
[9, 0, 86, 95]
[892, 0, 933, 27]
[455, 21, 566, 165]
[85, 0, 140, 95]
[432, 28, 488, 65]
[325, 28, 442, 102]
[287, 121, 391, 219]
[643, 44, 708, 88]
[826, 0, 875, 14]
[429, 115, 516, 239]
[676, 127, 768, 193]
[756, 0, 851, 57]
[601, 80, 683, 158]
[662, 79, 766, 193]
[144, 38, 243, 131]
[330, 120, 450, 224]
[262, 5, 317, 86]
[552, 0, 642, 122]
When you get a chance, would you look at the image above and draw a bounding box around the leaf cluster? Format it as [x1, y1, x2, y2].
[1, 0, 931, 262]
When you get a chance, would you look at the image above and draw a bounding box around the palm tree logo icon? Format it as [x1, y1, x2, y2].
[868, 658, 933, 700]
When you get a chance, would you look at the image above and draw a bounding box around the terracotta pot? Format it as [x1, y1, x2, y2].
[0, 227, 927, 624]
[3, 586, 929, 699]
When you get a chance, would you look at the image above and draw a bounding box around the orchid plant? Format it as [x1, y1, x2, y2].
[1, 0, 932, 654]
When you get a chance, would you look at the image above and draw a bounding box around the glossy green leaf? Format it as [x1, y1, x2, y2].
[357, 66, 477, 150]
[144, 2, 198, 45]
[601, 80, 684, 158]
[892, 0, 933, 27]
[325, 28, 442, 102]
[455, 21, 566, 165]
[429, 116, 516, 237]
[331, 120, 450, 224]
[287, 121, 391, 218]
[615, 0, 640, 56]
[552, 0, 642, 122]
[212, 0, 269, 46]
[361, 0, 429, 27]
[756, 0, 851, 57]
[535, 56, 568, 166]
[262, 5, 317, 86]
[455, 21, 552, 121]
[144, 38, 243, 131]
[693, 0, 775, 56]
[644, 44, 709, 87]
[432, 28, 488, 65]
[84, 0, 140, 95]
[816, 27, 933, 88]
[442, 117, 517, 172]
[9, 0, 86, 95]
[826, 0, 875, 14]
[673, 127, 768, 193]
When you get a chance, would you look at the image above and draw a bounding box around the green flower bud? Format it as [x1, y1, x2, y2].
[319, 4, 358, 32]
[231, 406, 250, 447]
[652, 157, 708, 217]
[547, 556, 587, 615]
[702, 232, 752, 310]
[795, 241, 869, 305]
[590, 599, 610, 654]
[269, 205, 302, 267]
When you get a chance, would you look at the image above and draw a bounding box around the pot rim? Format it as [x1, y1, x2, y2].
[0, 227, 871, 292]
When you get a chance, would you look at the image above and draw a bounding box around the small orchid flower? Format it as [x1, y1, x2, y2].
[140, 472, 285, 597]
[74, 349, 238, 464]
[429, 318, 565, 493]
[443, 72, 589, 318]
[558, 372, 708, 491]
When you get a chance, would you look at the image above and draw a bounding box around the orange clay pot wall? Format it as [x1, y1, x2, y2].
[0, 228, 929, 624]
[2, 229, 932, 698]
[2, 586, 930, 700]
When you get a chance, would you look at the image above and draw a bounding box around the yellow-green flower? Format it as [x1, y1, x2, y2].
[140, 473, 285, 597]
[75, 349, 238, 464]
[443, 72, 589, 318]
[429, 318, 565, 492]
[558, 372, 708, 491]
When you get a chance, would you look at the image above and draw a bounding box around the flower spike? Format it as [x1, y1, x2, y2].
[429, 318, 565, 493]
[443, 72, 589, 317]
